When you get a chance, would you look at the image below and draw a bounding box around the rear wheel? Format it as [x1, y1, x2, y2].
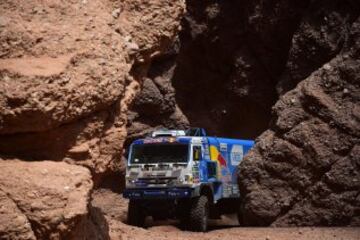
[127, 200, 145, 227]
[189, 195, 209, 232]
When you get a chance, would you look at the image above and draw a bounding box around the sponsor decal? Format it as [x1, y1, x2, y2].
[220, 143, 227, 151]
[230, 145, 243, 165]
[210, 145, 227, 167]
[143, 137, 177, 144]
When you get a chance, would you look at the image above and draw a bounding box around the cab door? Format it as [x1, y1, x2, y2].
[192, 144, 218, 182]
[191, 145, 202, 182]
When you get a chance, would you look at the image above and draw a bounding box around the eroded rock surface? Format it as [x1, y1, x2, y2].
[0, 160, 94, 239]
[0, 0, 185, 238]
[277, 0, 360, 94]
[0, 0, 185, 185]
[126, 52, 190, 145]
[171, 0, 310, 138]
[238, 18, 360, 226]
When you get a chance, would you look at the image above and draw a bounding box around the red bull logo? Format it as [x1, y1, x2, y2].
[209, 145, 227, 167]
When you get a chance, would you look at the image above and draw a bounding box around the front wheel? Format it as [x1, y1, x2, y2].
[127, 200, 146, 227]
[189, 195, 209, 232]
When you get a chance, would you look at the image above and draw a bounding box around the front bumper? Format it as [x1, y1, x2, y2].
[123, 187, 194, 199]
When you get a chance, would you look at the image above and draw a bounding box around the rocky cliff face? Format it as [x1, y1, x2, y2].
[0, 0, 185, 183]
[0, 0, 185, 238]
[171, 0, 310, 139]
[238, 18, 360, 226]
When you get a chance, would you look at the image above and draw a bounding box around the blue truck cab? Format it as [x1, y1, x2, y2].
[123, 128, 254, 231]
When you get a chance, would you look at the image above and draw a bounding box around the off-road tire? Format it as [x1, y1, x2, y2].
[189, 195, 209, 232]
[127, 200, 145, 227]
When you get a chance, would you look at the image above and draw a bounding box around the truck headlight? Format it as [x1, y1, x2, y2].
[184, 174, 193, 183]
[126, 178, 136, 184]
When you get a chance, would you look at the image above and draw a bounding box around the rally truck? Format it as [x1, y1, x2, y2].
[123, 128, 254, 231]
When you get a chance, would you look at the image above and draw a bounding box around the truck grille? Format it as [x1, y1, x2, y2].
[137, 177, 177, 185]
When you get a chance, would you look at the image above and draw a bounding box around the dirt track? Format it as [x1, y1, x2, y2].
[124, 226, 360, 240]
[92, 189, 360, 240]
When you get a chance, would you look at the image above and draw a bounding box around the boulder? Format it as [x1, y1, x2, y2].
[0, 0, 185, 185]
[238, 18, 360, 226]
[0, 160, 94, 239]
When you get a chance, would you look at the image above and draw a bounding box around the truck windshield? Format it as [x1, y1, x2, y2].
[130, 143, 188, 164]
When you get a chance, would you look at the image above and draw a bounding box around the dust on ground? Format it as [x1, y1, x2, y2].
[92, 189, 360, 240]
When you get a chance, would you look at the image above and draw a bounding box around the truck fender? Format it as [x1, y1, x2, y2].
[194, 183, 214, 204]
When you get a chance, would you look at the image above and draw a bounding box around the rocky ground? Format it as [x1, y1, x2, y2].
[0, 0, 359, 239]
[91, 189, 360, 240]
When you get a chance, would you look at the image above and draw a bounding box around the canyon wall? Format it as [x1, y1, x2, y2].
[0, 0, 185, 239]
[0, 0, 185, 183]
[238, 17, 360, 226]
[0, 0, 359, 238]
[145, 0, 359, 226]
